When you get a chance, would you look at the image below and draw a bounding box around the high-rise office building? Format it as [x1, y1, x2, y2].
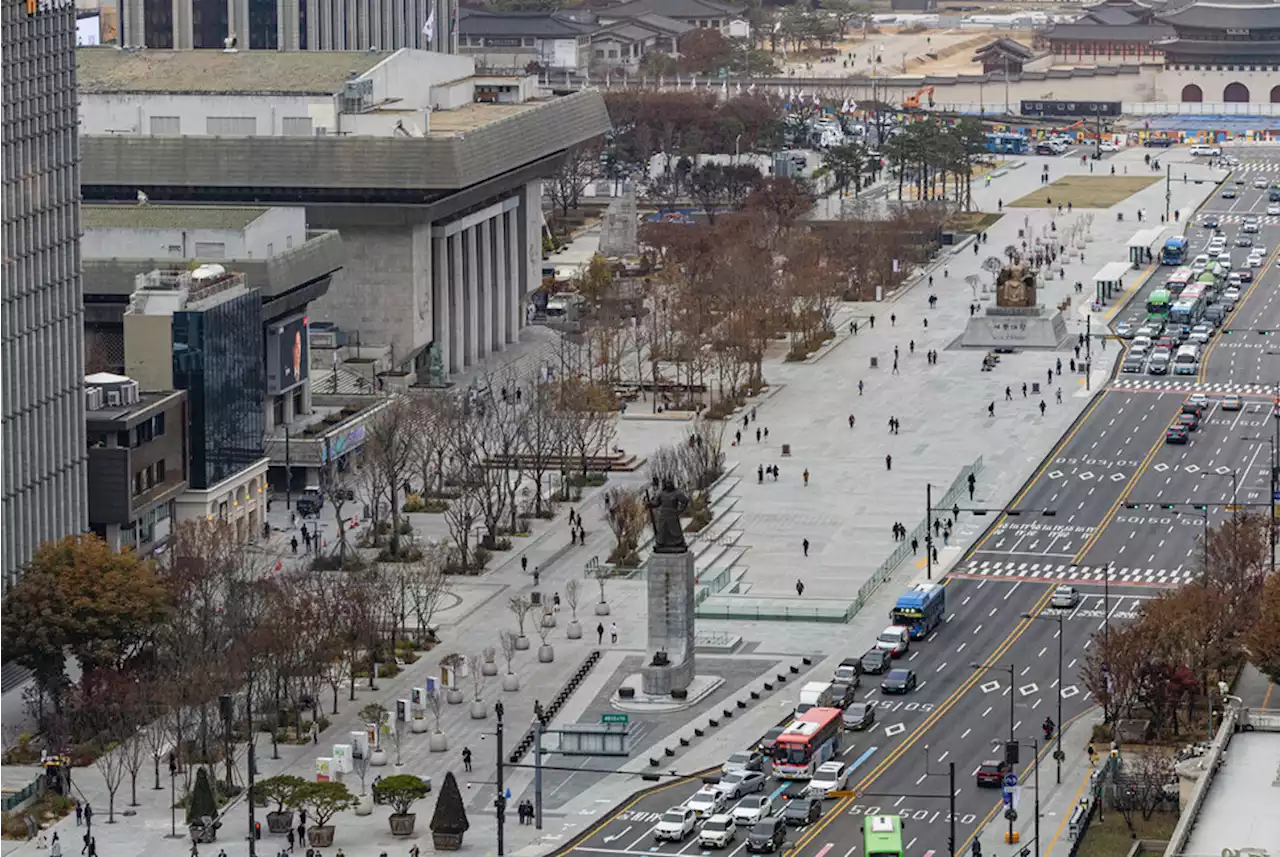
[118, 0, 457, 52]
[1, 0, 88, 586]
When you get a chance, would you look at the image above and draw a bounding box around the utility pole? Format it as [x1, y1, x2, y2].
[970, 662, 1016, 844]
[1242, 433, 1278, 575]
[926, 483, 933, 580]
[1165, 161, 1172, 222]
[495, 701, 506, 856]
[1084, 314, 1092, 391]
[1024, 610, 1066, 784]
[285, 426, 292, 511]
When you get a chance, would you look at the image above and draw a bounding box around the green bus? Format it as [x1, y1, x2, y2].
[862, 814, 905, 857]
[1145, 288, 1171, 320]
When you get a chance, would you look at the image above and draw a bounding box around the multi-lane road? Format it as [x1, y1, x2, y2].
[553, 148, 1279, 857]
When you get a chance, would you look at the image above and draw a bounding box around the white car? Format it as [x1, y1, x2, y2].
[1255, 178, 1269, 189]
[1248, 254, 1264, 268]
[687, 787, 727, 819]
[1223, 288, 1241, 302]
[698, 814, 737, 849]
[731, 795, 773, 826]
[1189, 328, 1211, 345]
[808, 761, 851, 798]
[1099, 140, 1118, 152]
[1050, 585, 1081, 609]
[1187, 393, 1210, 409]
[654, 807, 698, 842]
[1242, 219, 1260, 234]
[1268, 204, 1280, 215]
[1190, 144, 1221, 156]
[1115, 321, 1135, 338]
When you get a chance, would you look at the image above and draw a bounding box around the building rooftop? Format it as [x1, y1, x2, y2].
[1182, 731, 1280, 855]
[1048, 22, 1174, 40]
[77, 47, 391, 95]
[1158, 0, 1280, 29]
[457, 8, 597, 38]
[599, 0, 743, 20]
[1160, 38, 1280, 58]
[82, 204, 271, 230]
[424, 100, 541, 134]
[975, 38, 1035, 59]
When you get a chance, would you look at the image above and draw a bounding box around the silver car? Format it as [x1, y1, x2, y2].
[1050, 585, 1080, 609]
[715, 770, 767, 800]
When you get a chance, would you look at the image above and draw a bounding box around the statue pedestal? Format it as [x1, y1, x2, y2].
[961, 305, 1068, 349]
[641, 550, 696, 696]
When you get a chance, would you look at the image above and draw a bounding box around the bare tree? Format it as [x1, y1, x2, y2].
[508, 595, 535, 641]
[467, 654, 488, 702]
[441, 483, 483, 572]
[89, 714, 130, 823]
[365, 398, 418, 558]
[404, 541, 451, 645]
[412, 391, 465, 500]
[499, 631, 519, 675]
[602, 485, 647, 567]
[426, 685, 445, 733]
[320, 456, 356, 567]
[557, 380, 618, 477]
[142, 714, 171, 791]
[520, 381, 567, 518]
[564, 580, 580, 621]
[120, 729, 150, 807]
[351, 750, 372, 796]
[547, 139, 602, 220]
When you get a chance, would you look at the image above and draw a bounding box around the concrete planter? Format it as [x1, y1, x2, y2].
[514, 634, 531, 650]
[538, 644, 555, 663]
[266, 811, 293, 834]
[470, 700, 488, 720]
[594, 602, 611, 616]
[566, 620, 583, 640]
[482, 660, 499, 677]
[432, 831, 464, 851]
[502, 672, 520, 691]
[446, 688, 464, 704]
[541, 612, 557, 628]
[307, 827, 335, 848]
[354, 796, 374, 817]
[370, 748, 388, 767]
[429, 731, 449, 753]
[389, 813, 417, 837]
[410, 718, 428, 734]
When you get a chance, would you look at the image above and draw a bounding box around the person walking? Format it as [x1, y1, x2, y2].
[297, 822, 306, 848]
[462, 747, 473, 773]
[988, 402, 995, 417]
[858, 380, 864, 396]
[75, 804, 82, 827]
[553, 592, 561, 612]
[802, 539, 810, 557]
[758, 464, 764, 484]
[291, 536, 299, 555]
[521, 555, 528, 574]
[911, 537, 918, 555]
[885, 454, 892, 471]
[1022, 382, 1027, 398]
[1005, 385, 1012, 401]
[802, 468, 810, 487]
[756, 427, 761, 442]
[869, 314, 876, 329]
[1039, 400, 1047, 416]
[50, 834, 61, 857]
[1056, 388, 1063, 404]
[83, 805, 92, 831]
[890, 313, 896, 326]
[848, 414, 855, 429]
[610, 622, 618, 644]
[795, 579, 805, 596]
[533, 567, 540, 586]
[892, 358, 899, 375]
[596, 622, 604, 644]
[286, 830, 295, 852]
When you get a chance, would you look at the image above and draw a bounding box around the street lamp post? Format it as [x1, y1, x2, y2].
[1023, 610, 1065, 784]
[1241, 434, 1278, 575]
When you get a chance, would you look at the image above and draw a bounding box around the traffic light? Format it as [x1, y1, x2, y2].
[1005, 740, 1020, 766]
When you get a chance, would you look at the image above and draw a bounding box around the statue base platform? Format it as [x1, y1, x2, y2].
[612, 673, 725, 712]
[960, 306, 1069, 350]
[644, 549, 697, 694]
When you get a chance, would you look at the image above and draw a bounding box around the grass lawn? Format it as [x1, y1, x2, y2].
[947, 211, 1004, 233]
[1007, 176, 1161, 209]
[1078, 809, 1177, 857]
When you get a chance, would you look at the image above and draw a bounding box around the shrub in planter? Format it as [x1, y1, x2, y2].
[373, 774, 432, 836]
[255, 775, 305, 833]
[289, 781, 357, 847]
[429, 772, 470, 850]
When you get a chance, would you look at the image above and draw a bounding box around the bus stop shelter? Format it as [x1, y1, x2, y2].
[1127, 228, 1165, 268]
[1093, 261, 1133, 305]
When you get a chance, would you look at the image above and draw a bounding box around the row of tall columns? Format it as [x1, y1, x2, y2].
[431, 206, 524, 377]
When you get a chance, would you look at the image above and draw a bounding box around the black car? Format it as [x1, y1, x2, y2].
[881, 668, 918, 695]
[1144, 137, 1174, 148]
[757, 727, 785, 755]
[296, 487, 324, 516]
[829, 682, 858, 709]
[860, 648, 892, 675]
[1236, 235, 1254, 247]
[1203, 215, 1220, 229]
[783, 798, 823, 826]
[842, 702, 875, 731]
[746, 817, 788, 853]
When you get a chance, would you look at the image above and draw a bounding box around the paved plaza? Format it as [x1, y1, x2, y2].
[2, 144, 1226, 857]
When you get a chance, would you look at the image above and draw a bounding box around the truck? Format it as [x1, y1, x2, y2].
[795, 681, 837, 716]
[832, 658, 862, 688]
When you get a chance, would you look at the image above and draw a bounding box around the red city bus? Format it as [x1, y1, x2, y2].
[771, 707, 843, 779]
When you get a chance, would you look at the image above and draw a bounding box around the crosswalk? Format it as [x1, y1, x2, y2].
[956, 559, 1194, 587]
[1198, 214, 1280, 225]
[1108, 378, 1277, 395]
[1228, 162, 1280, 177]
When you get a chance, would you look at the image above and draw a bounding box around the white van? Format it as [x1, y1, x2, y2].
[795, 681, 836, 716]
[1173, 344, 1199, 375]
[875, 626, 910, 657]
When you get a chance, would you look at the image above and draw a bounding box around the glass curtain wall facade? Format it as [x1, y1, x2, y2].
[171, 290, 266, 490]
[1, 0, 87, 587]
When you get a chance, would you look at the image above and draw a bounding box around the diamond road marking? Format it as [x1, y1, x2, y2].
[1019, 683, 1039, 697]
[1060, 685, 1080, 699]
[1110, 473, 1126, 482]
[884, 723, 906, 737]
[1216, 466, 1232, 475]
[1048, 470, 1064, 479]
[1153, 463, 1170, 472]
[1185, 465, 1201, 474]
[981, 680, 1001, 694]
[1079, 472, 1096, 481]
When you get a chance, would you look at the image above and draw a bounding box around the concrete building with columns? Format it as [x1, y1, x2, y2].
[77, 47, 612, 383]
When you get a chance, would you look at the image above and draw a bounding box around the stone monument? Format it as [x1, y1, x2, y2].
[960, 256, 1068, 349]
[640, 479, 696, 696]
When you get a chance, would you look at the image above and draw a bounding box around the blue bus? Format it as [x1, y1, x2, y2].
[1161, 236, 1188, 266]
[890, 583, 946, 639]
[985, 132, 1028, 154]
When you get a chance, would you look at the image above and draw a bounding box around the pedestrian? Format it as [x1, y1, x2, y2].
[1070, 358, 1076, 373]
[75, 804, 82, 827]
[1022, 382, 1027, 398]
[928, 274, 934, 288]
[553, 592, 561, 612]
[533, 567, 541, 586]
[890, 313, 897, 327]
[1055, 358, 1062, 376]
[892, 358, 899, 375]
[291, 536, 298, 555]
[570, 529, 577, 546]
[51, 834, 61, 857]
[735, 429, 742, 445]
[756, 427, 761, 442]
[758, 464, 764, 484]
[1039, 400, 1047, 416]
[848, 414, 856, 429]
[83, 805, 92, 831]
[86, 840, 95, 857]
[763, 427, 769, 441]
[909, 340, 915, 354]
[858, 380, 864, 396]
[1047, 368, 1053, 385]
[411, 845, 421, 857]
[923, 318, 928, 329]
[286, 830, 295, 852]
[885, 454, 892, 471]
[462, 747, 473, 772]
[802, 539, 810, 557]
[1005, 386, 1012, 401]
[932, 546, 939, 564]
[802, 468, 810, 486]
[1056, 388, 1063, 404]
[988, 402, 995, 417]
[597, 622, 604, 644]
[796, 579, 805, 596]
[869, 314, 876, 329]
[298, 822, 306, 847]
[521, 555, 528, 573]
[610, 622, 618, 644]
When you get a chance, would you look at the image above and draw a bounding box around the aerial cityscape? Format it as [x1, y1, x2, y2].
[1, 0, 1278, 856]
